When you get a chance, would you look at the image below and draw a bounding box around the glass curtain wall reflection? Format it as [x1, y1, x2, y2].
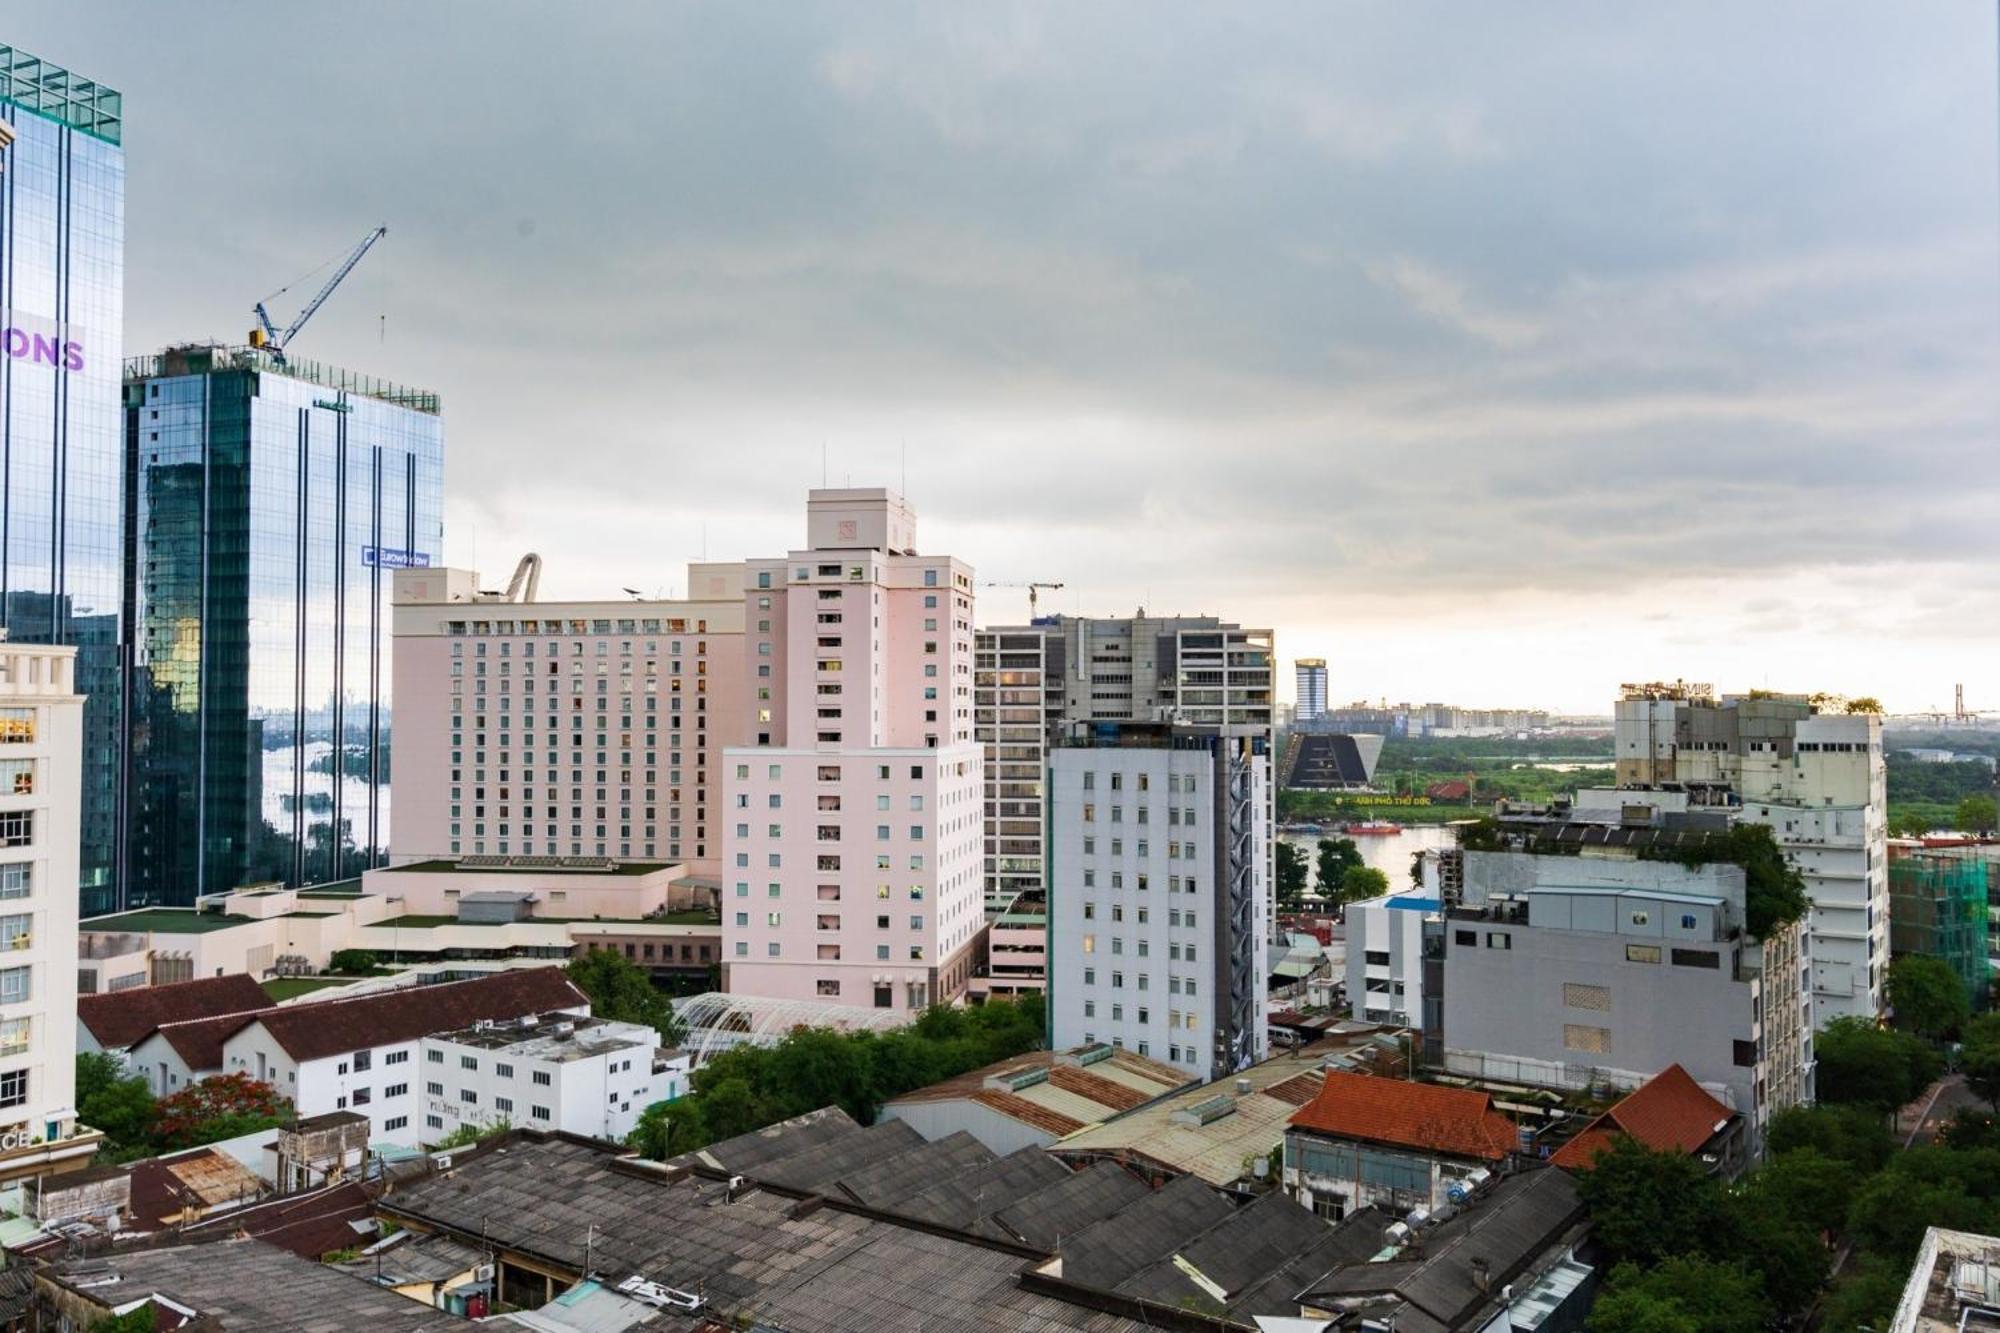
[123, 345, 441, 904]
[0, 49, 126, 915]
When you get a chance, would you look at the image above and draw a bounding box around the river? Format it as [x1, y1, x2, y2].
[1279, 823, 1457, 894]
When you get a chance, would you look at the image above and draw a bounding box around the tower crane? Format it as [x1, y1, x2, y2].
[249, 225, 388, 367]
[984, 580, 1065, 616]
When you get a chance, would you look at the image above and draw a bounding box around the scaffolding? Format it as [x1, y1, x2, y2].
[1890, 851, 1992, 1011]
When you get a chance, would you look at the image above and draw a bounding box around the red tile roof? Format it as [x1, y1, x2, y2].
[1289, 1071, 1517, 1162]
[147, 1012, 266, 1074]
[243, 968, 588, 1063]
[1550, 1065, 1735, 1171]
[79, 975, 274, 1051]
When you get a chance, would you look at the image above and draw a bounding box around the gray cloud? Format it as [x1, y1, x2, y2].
[11, 0, 1998, 710]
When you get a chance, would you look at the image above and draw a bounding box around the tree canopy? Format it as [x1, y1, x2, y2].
[628, 994, 1045, 1158]
[1316, 837, 1362, 891]
[1813, 1015, 1941, 1111]
[1886, 953, 1971, 1041]
[1586, 1257, 1770, 1333]
[1957, 794, 1999, 836]
[1336, 866, 1390, 904]
[1276, 842, 1308, 909]
[152, 1073, 291, 1150]
[567, 947, 687, 1047]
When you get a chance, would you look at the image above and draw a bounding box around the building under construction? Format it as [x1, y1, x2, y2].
[1889, 849, 1992, 1011]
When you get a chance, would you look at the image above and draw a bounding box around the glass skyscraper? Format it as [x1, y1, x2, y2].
[123, 345, 442, 904]
[0, 47, 126, 916]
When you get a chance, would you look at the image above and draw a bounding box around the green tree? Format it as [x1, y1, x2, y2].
[1820, 1256, 1912, 1333]
[1316, 838, 1361, 892]
[1815, 1015, 1940, 1110]
[1889, 807, 1938, 838]
[1962, 1012, 2000, 1112]
[1572, 1139, 1735, 1268]
[629, 1096, 706, 1159]
[1887, 954, 1971, 1041]
[1737, 1147, 1856, 1237]
[1956, 794, 1999, 836]
[1765, 1103, 1894, 1173]
[75, 1053, 156, 1158]
[567, 947, 687, 1047]
[1276, 842, 1308, 909]
[1337, 866, 1389, 904]
[329, 948, 379, 975]
[1586, 1258, 1769, 1333]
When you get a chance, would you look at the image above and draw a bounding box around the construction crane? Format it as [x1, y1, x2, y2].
[984, 580, 1065, 616]
[249, 225, 388, 367]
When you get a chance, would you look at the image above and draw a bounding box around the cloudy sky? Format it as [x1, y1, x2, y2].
[16, 3, 1999, 713]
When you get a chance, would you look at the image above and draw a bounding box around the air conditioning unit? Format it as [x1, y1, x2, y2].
[473, 1264, 494, 1282]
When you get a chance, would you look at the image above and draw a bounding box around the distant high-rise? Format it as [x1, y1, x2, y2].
[122, 345, 443, 904]
[0, 47, 126, 915]
[974, 615, 1274, 913]
[1294, 658, 1327, 723]
[1613, 684, 1887, 1027]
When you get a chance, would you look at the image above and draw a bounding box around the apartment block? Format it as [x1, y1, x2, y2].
[418, 1014, 687, 1147]
[0, 640, 100, 1180]
[1613, 686, 1886, 1025]
[974, 615, 1274, 913]
[1046, 729, 1271, 1080]
[720, 490, 985, 1012]
[1429, 845, 1809, 1149]
[391, 562, 747, 875]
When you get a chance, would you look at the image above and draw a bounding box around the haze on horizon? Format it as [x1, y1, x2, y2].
[14, 2, 1998, 715]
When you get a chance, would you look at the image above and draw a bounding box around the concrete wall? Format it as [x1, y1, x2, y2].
[1440, 922, 1757, 1123]
[880, 1097, 1053, 1157]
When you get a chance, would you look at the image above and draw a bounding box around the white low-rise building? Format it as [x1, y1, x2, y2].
[417, 1015, 687, 1147]
[1344, 889, 1439, 1028]
[207, 968, 589, 1148]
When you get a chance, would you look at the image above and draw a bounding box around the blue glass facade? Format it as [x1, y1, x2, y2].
[123, 346, 442, 904]
[0, 52, 126, 915]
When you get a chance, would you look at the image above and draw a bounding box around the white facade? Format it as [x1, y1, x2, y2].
[417, 1017, 687, 1147]
[1345, 890, 1435, 1027]
[0, 641, 93, 1180]
[1047, 736, 1270, 1082]
[1612, 693, 1886, 1026]
[217, 998, 591, 1149]
[1294, 659, 1327, 723]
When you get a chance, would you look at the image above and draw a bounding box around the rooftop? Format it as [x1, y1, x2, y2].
[79, 907, 254, 936]
[1046, 1038, 1371, 1187]
[1892, 1227, 2000, 1333]
[245, 966, 587, 1063]
[384, 1133, 1155, 1332]
[883, 1044, 1193, 1139]
[0, 44, 121, 144]
[1290, 1071, 1519, 1163]
[78, 972, 274, 1050]
[383, 856, 671, 877]
[1297, 1167, 1589, 1333]
[124, 343, 440, 414]
[1549, 1064, 1737, 1171]
[431, 1014, 659, 1063]
[43, 1238, 461, 1330]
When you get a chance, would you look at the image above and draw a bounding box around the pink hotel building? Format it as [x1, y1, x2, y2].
[391, 489, 985, 1012]
[724, 490, 983, 1012]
